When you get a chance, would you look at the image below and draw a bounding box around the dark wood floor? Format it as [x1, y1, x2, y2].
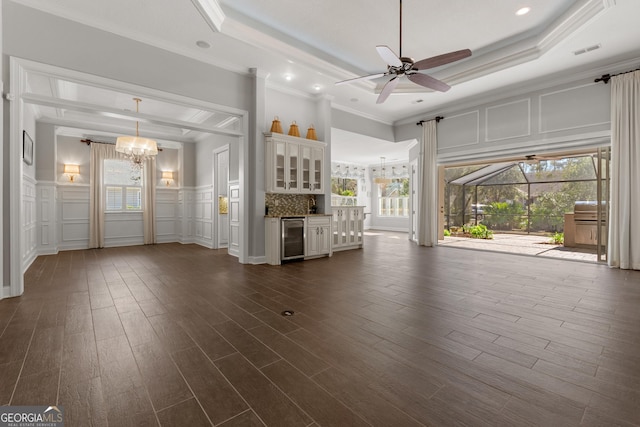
[2, 232, 640, 426]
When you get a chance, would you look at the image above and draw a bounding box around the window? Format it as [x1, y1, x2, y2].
[377, 178, 409, 217]
[331, 177, 358, 206]
[104, 159, 142, 211]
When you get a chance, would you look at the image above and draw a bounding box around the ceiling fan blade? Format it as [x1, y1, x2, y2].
[335, 73, 386, 86]
[408, 73, 451, 92]
[376, 45, 402, 67]
[413, 49, 472, 70]
[376, 77, 399, 104]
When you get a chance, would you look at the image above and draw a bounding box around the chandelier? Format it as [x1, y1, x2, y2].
[373, 157, 392, 184]
[116, 97, 158, 168]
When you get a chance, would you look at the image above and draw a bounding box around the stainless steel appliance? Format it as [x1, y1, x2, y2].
[573, 201, 606, 246]
[281, 217, 305, 260]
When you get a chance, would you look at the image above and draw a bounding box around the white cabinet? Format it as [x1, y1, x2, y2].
[306, 216, 332, 258]
[266, 133, 325, 194]
[265, 217, 281, 265]
[300, 144, 324, 193]
[332, 206, 364, 251]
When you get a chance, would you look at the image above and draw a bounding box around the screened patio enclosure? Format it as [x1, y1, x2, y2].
[444, 150, 609, 237]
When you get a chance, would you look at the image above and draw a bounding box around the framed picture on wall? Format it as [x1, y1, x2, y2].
[23, 130, 34, 165]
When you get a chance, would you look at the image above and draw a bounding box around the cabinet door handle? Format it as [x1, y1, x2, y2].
[320, 228, 323, 235]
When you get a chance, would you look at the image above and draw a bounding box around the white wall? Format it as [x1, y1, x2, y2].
[332, 108, 395, 142]
[402, 77, 611, 165]
[2, 3, 254, 279]
[195, 135, 238, 186]
[266, 89, 318, 139]
[36, 135, 186, 251]
[191, 135, 238, 248]
[21, 104, 37, 271]
[3, 3, 250, 113]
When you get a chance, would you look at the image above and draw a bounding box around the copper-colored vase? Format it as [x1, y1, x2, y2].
[270, 116, 283, 133]
[306, 124, 317, 140]
[288, 121, 300, 137]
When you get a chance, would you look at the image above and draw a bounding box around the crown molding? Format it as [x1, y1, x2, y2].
[331, 103, 394, 127]
[370, 0, 615, 96]
[396, 53, 640, 127]
[190, 0, 225, 33]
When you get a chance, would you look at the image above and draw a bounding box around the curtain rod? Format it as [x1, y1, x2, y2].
[594, 67, 640, 84]
[416, 116, 444, 126]
[80, 138, 163, 151]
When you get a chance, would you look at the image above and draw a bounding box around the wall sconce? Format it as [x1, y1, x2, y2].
[63, 164, 80, 182]
[162, 171, 174, 186]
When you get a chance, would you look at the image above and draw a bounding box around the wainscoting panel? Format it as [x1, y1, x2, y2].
[228, 181, 240, 258]
[104, 212, 143, 247]
[539, 83, 610, 134]
[58, 185, 90, 250]
[437, 110, 479, 149]
[22, 176, 38, 272]
[178, 190, 193, 243]
[37, 182, 57, 254]
[194, 185, 214, 248]
[436, 78, 611, 164]
[156, 188, 179, 243]
[486, 99, 531, 142]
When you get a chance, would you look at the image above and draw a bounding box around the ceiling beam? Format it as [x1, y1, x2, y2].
[21, 93, 243, 137]
[37, 116, 201, 144]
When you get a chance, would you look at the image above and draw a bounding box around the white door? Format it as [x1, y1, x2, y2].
[213, 146, 230, 249]
[228, 181, 241, 258]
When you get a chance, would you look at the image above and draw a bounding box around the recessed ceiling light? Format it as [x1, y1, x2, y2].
[287, 59, 294, 64]
[196, 40, 211, 49]
[516, 7, 531, 16]
[284, 74, 293, 81]
[313, 84, 321, 91]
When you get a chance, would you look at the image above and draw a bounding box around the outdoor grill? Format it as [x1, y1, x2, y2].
[565, 200, 606, 247]
[573, 201, 598, 222]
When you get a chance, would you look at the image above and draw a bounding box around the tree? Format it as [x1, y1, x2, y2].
[483, 201, 526, 231]
[529, 157, 597, 232]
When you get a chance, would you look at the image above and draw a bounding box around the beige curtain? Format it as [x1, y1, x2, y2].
[143, 156, 157, 244]
[89, 143, 114, 248]
[608, 71, 640, 269]
[90, 143, 156, 247]
[417, 120, 438, 247]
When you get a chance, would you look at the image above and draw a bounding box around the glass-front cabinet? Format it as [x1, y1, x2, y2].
[274, 140, 286, 191]
[311, 146, 323, 194]
[288, 143, 299, 192]
[266, 133, 325, 194]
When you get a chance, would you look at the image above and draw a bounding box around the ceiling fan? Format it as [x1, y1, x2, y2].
[336, 0, 472, 104]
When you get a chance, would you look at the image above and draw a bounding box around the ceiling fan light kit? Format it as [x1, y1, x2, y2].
[336, 0, 472, 104]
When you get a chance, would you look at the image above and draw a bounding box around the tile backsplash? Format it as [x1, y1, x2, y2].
[265, 193, 319, 216]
